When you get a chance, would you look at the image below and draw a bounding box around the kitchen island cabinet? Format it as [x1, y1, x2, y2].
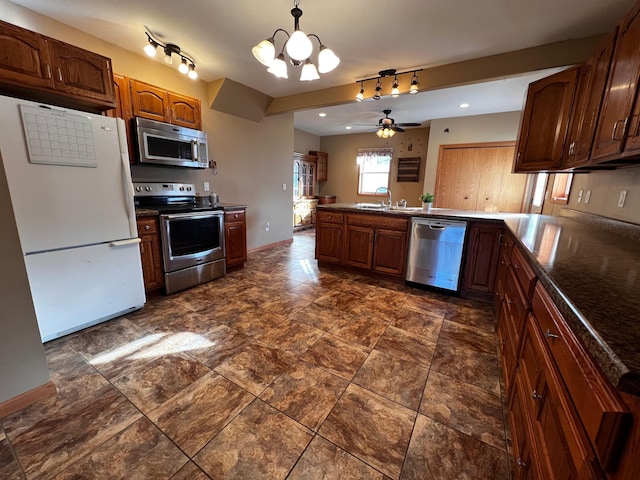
[0, 19, 115, 111]
[461, 222, 503, 301]
[136, 216, 164, 292]
[224, 207, 247, 269]
[316, 210, 344, 264]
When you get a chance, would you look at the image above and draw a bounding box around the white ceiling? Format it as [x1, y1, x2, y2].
[8, 0, 636, 136]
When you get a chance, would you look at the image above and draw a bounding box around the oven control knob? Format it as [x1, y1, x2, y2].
[187, 186, 192, 191]
[179, 186, 184, 191]
[135, 186, 142, 192]
[145, 186, 152, 191]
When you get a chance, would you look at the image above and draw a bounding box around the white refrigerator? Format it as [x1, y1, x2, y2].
[0, 95, 146, 342]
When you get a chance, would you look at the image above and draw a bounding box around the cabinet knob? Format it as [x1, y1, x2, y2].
[513, 263, 520, 269]
[234, 214, 239, 218]
[516, 458, 527, 468]
[144, 224, 151, 230]
[545, 329, 559, 339]
[531, 390, 543, 401]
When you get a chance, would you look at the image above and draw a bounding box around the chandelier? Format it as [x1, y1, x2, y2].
[252, 0, 340, 81]
[144, 29, 198, 79]
[356, 69, 423, 101]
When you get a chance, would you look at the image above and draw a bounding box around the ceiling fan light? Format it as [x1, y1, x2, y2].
[388, 128, 395, 138]
[267, 53, 288, 78]
[144, 42, 157, 58]
[187, 64, 198, 79]
[318, 45, 340, 73]
[300, 59, 320, 81]
[286, 30, 313, 61]
[252, 38, 276, 67]
[376, 128, 384, 138]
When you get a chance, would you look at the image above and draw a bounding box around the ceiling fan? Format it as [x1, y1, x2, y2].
[365, 109, 421, 137]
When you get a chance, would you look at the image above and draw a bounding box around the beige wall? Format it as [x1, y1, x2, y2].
[1, 0, 294, 251]
[561, 167, 640, 223]
[294, 129, 321, 155]
[318, 129, 430, 206]
[424, 112, 523, 196]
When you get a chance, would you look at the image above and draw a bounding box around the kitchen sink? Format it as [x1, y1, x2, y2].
[356, 203, 388, 210]
[389, 206, 424, 212]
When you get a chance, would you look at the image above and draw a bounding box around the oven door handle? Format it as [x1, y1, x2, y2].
[162, 212, 222, 220]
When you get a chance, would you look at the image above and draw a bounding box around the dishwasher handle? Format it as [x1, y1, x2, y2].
[428, 225, 446, 230]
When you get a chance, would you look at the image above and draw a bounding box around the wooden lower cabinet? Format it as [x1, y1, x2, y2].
[497, 246, 631, 479]
[316, 211, 408, 278]
[136, 216, 163, 292]
[462, 222, 503, 300]
[316, 211, 344, 263]
[224, 209, 247, 268]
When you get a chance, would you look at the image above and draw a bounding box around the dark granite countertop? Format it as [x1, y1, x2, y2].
[318, 203, 640, 395]
[135, 208, 159, 217]
[504, 213, 640, 395]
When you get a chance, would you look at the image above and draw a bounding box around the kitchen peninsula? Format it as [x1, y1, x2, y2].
[316, 202, 640, 479]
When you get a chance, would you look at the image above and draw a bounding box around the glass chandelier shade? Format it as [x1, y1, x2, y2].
[252, 1, 339, 81]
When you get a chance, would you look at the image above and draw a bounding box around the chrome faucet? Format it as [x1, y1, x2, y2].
[375, 186, 392, 206]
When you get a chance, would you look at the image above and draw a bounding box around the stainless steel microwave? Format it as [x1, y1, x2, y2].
[135, 117, 208, 169]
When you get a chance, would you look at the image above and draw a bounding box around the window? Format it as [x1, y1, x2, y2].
[550, 173, 573, 204]
[357, 147, 393, 195]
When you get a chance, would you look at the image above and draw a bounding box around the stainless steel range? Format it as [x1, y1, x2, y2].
[134, 182, 225, 294]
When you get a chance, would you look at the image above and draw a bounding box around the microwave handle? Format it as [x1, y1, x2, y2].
[192, 140, 198, 162]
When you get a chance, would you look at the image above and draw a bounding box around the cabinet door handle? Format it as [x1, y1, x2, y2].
[144, 224, 151, 230]
[612, 118, 628, 141]
[545, 329, 559, 339]
[532, 390, 543, 401]
[57, 67, 63, 82]
[497, 233, 505, 246]
[513, 263, 520, 270]
[516, 458, 527, 468]
[44, 64, 52, 79]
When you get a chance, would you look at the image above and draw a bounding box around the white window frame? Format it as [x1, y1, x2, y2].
[356, 147, 393, 195]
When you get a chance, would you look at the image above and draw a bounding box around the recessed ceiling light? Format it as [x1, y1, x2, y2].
[318, 112, 327, 117]
[345, 126, 352, 130]
[459, 103, 470, 108]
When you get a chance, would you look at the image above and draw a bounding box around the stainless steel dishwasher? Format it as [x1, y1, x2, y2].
[405, 217, 467, 292]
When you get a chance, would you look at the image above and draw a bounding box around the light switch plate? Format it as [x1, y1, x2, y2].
[577, 190, 583, 203]
[584, 190, 592, 204]
[204, 182, 210, 192]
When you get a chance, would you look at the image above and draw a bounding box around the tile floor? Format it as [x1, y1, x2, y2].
[0, 230, 512, 479]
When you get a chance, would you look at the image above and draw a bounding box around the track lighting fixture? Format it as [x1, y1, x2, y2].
[355, 68, 423, 101]
[252, 0, 339, 81]
[356, 81, 365, 102]
[144, 29, 197, 80]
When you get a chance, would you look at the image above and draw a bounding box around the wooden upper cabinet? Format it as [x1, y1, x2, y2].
[47, 40, 114, 104]
[309, 150, 328, 182]
[129, 79, 201, 129]
[592, 2, 640, 162]
[0, 19, 115, 110]
[168, 92, 201, 129]
[513, 67, 579, 172]
[0, 20, 53, 89]
[129, 79, 170, 123]
[563, 31, 617, 168]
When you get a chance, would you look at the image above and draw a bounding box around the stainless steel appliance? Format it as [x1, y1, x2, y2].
[0, 95, 146, 342]
[405, 217, 467, 292]
[134, 182, 225, 294]
[135, 117, 208, 168]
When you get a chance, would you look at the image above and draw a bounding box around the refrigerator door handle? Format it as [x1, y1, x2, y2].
[110, 238, 141, 248]
[116, 118, 137, 238]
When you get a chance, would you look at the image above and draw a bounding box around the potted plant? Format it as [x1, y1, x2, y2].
[419, 192, 435, 210]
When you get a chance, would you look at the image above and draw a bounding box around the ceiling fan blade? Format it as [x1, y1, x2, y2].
[396, 122, 422, 127]
[391, 126, 405, 132]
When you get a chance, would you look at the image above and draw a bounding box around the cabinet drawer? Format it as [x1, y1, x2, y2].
[510, 246, 537, 300]
[531, 283, 629, 471]
[225, 210, 245, 223]
[137, 217, 157, 234]
[317, 211, 344, 224]
[503, 266, 528, 352]
[347, 213, 408, 231]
